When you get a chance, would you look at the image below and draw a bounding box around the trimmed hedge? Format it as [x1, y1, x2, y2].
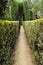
[23, 18, 43, 65]
[0, 20, 19, 65]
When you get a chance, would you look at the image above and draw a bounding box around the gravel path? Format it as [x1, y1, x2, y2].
[11, 26, 35, 65]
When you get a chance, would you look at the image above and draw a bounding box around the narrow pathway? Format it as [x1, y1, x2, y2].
[11, 26, 36, 65]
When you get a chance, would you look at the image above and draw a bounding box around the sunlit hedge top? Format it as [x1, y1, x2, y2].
[0, 20, 19, 24]
[14, 0, 27, 3]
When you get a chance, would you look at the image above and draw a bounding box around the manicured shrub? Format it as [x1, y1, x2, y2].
[23, 18, 43, 65]
[0, 20, 19, 65]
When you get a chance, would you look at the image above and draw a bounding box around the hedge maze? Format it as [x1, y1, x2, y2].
[0, 0, 43, 65]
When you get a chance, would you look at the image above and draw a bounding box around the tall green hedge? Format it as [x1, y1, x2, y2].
[23, 1, 30, 20]
[4, 0, 19, 20]
[23, 0, 35, 20]
[11, 0, 19, 20]
[0, 20, 19, 65]
[23, 18, 43, 65]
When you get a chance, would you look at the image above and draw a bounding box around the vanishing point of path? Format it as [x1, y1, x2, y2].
[11, 26, 36, 65]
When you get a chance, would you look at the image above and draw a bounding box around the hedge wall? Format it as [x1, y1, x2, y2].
[0, 20, 19, 65]
[23, 18, 43, 65]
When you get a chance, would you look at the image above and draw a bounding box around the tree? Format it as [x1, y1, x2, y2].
[41, 0, 43, 16]
[0, 0, 7, 18]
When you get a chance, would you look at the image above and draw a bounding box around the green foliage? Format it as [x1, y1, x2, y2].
[32, 0, 43, 19]
[23, 18, 43, 65]
[0, 0, 19, 20]
[4, 0, 19, 20]
[11, 0, 19, 20]
[0, 0, 8, 18]
[0, 20, 19, 65]
[23, 1, 30, 20]
[23, 0, 35, 20]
